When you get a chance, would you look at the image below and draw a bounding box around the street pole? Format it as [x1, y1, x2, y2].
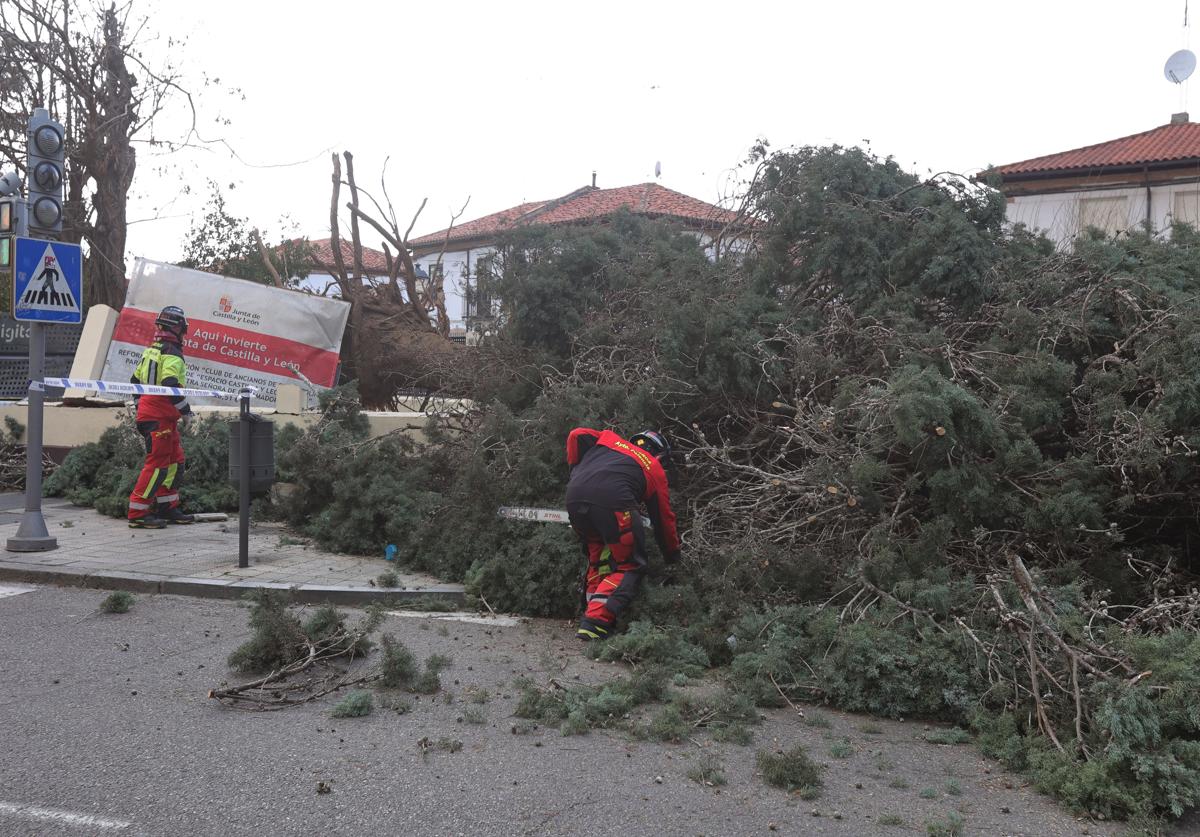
[238, 389, 250, 568]
[7, 321, 56, 551]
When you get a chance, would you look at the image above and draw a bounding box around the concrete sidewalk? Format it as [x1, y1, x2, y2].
[0, 498, 464, 605]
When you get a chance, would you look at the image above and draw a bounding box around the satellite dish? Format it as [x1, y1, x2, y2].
[1165, 49, 1197, 84]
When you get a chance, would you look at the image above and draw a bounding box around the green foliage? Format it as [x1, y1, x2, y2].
[641, 688, 759, 743]
[303, 603, 376, 657]
[377, 634, 417, 688]
[178, 181, 313, 287]
[227, 590, 306, 673]
[225, 593, 378, 674]
[377, 570, 399, 589]
[925, 728, 971, 745]
[729, 605, 976, 719]
[376, 634, 449, 694]
[757, 745, 823, 794]
[330, 690, 373, 718]
[52, 144, 1200, 827]
[970, 633, 1200, 823]
[919, 787, 938, 799]
[45, 415, 238, 516]
[878, 813, 904, 826]
[587, 620, 710, 676]
[514, 668, 670, 735]
[687, 754, 727, 787]
[413, 654, 452, 694]
[829, 739, 854, 758]
[99, 590, 134, 613]
[925, 811, 965, 837]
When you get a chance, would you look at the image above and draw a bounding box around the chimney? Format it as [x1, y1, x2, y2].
[1172, 112, 1190, 124]
[591, 170, 597, 188]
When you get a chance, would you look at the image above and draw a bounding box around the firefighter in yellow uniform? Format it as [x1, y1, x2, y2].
[127, 306, 194, 528]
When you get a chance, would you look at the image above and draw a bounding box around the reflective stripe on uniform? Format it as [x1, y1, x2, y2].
[162, 463, 178, 488]
[157, 493, 179, 504]
[140, 468, 162, 499]
[128, 500, 152, 510]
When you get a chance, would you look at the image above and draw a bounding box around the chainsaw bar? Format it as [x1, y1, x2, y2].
[498, 506, 651, 527]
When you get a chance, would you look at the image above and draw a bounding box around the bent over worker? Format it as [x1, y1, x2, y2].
[127, 305, 195, 529]
[565, 428, 681, 641]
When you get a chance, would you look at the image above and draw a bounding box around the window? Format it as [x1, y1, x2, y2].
[1173, 190, 1200, 228]
[1078, 196, 1129, 235]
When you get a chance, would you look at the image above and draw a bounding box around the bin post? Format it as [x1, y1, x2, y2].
[238, 387, 251, 569]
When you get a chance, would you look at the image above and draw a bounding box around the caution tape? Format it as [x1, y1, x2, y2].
[26, 377, 258, 400]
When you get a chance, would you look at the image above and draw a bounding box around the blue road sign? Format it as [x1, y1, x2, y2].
[13, 236, 83, 324]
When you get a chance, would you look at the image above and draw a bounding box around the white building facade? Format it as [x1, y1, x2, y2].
[988, 116, 1200, 247]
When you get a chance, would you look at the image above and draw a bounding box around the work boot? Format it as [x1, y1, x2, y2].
[158, 507, 194, 525]
[576, 618, 612, 642]
[129, 515, 167, 529]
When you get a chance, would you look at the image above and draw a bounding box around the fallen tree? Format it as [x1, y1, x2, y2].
[47, 143, 1200, 826]
[308, 146, 1199, 827]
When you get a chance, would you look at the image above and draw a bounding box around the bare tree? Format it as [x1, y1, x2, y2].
[0, 0, 192, 309]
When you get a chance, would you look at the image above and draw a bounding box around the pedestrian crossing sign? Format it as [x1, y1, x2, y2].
[12, 236, 83, 323]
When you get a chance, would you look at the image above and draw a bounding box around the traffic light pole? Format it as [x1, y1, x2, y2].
[7, 322, 56, 552]
[6, 107, 67, 552]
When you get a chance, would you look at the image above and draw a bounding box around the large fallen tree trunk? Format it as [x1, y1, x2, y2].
[324, 151, 460, 408]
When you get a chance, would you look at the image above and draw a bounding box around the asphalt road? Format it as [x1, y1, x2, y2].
[0, 585, 1177, 837]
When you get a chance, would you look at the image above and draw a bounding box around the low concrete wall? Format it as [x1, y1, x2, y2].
[0, 401, 434, 449]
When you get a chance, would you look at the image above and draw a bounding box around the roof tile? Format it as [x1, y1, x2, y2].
[409, 183, 738, 249]
[300, 238, 391, 275]
[990, 121, 1200, 177]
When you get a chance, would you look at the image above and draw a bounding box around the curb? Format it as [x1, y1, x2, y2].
[0, 562, 466, 606]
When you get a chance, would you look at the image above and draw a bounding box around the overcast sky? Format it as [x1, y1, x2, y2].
[125, 0, 1194, 262]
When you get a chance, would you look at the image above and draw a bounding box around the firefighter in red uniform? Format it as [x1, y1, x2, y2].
[565, 428, 681, 641]
[127, 306, 195, 529]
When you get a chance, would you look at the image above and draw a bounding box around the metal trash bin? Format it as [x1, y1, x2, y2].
[228, 419, 275, 494]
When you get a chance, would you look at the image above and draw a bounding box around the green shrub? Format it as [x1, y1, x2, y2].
[99, 590, 134, 613]
[376, 635, 449, 694]
[46, 415, 237, 516]
[925, 728, 971, 745]
[226, 593, 377, 674]
[687, 754, 726, 787]
[514, 668, 669, 735]
[227, 591, 306, 673]
[377, 634, 418, 688]
[757, 745, 823, 795]
[925, 811, 965, 837]
[331, 690, 373, 718]
[588, 620, 710, 677]
[829, 739, 854, 758]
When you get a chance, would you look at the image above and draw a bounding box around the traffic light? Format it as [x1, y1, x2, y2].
[27, 108, 65, 236]
[0, 195, 20, 271]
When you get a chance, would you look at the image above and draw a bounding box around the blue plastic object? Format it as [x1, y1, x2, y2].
[385, 544, 397, 561]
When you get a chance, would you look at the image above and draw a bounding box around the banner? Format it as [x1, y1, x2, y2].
[101, 259, 350, 407]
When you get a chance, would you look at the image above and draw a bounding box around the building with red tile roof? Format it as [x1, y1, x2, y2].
[982, 114, 1200, 245]
[301, 238, 391, 276]
[408, 182, 743, 328]
[409, 183, 739, 253]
